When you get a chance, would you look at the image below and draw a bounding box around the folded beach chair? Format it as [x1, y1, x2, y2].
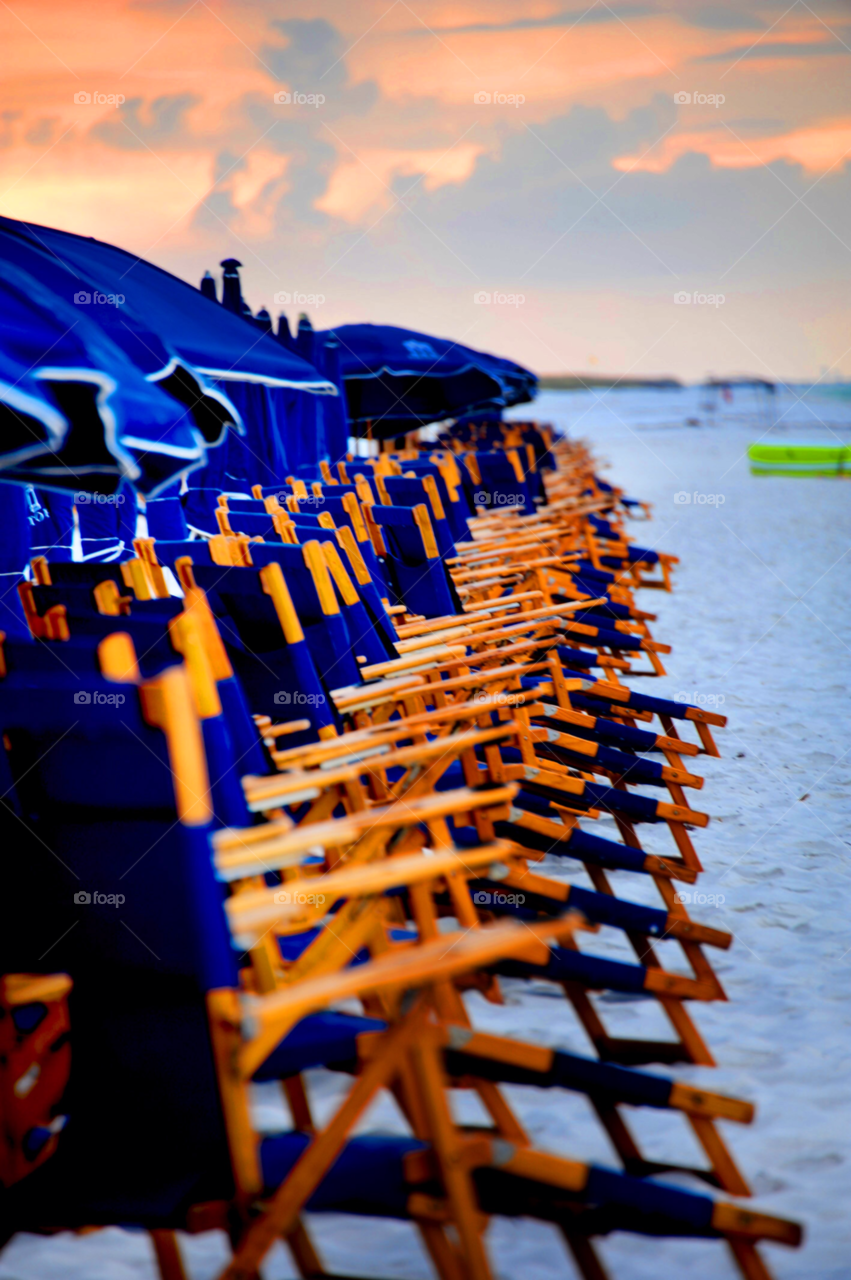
[0, 655, 799, 1280]
[217, 882, 800, 1280]
[14, 560, 716, 988]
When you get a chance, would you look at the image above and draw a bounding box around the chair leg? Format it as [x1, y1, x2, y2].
[283, 1074, 316, 1133]
[284, 1217, 325, 1277]
[409, 1036, 493, 1280]
[150, 1230, 189, 1280]
[727, 1238, 774, 1280]
[560, 1229, 610, 1280]
[417, 1222, 469, 1280]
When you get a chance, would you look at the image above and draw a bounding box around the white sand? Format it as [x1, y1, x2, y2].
[3, 387, 850, 1279]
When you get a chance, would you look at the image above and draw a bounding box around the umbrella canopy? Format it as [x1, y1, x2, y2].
[456, 345, 537, 408]
[315, 324, 512, 437]
[0, 261, 208, 496]
[0, 218, 340, 490]
[0, 217, 336, 397]
[0, 226, 242, 450]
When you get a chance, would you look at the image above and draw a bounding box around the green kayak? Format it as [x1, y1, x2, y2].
[748, 442, 851, 476]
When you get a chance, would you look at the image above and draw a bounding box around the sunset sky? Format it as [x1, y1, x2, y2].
[1, 0, 850, 380]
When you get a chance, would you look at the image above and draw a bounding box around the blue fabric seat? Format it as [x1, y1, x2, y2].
[536, 740, 668, 788]
[475, 450, 533, 513]
[370, 504, 461, 617]
[183, 488, 232, 536]
[492, 820, 649, 876]
[189, 562, 340, 739]
[259, 1132, 425, 1214]
[253, 1010, 386, 1080]
[149, 538, 215, 569]
[535, 709, 670, 754]
[221, 509, 282, 541]
[382, 475, 456, 559]
[76, 492, 138, 563]
[391, 461, 471, 540]
[230, 544, 363, 690]
[554, 645, 614, 674]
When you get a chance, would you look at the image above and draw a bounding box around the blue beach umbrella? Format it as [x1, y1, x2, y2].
[458, 345, 537, 408]
[0, 219, 335, 398]
[314, 323, 508, 438]
[0, 218, 339, 486]
[0, 226, 241, 451]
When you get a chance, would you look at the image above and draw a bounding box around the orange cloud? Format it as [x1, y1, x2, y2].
[613, 120, 851, 174]
[315, 144, 484, 221]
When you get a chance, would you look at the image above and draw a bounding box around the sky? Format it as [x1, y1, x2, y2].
[1, 0, 850, 382]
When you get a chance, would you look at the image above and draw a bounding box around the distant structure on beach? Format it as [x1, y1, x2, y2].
[538, 374, 682, 390]
[704, 375, 776, 392]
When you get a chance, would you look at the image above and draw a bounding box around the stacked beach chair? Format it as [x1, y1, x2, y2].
[0, 426, 801, 1280]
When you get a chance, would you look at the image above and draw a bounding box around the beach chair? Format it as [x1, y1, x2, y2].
[385, 459, 471, 541]
[379, 475, 458, 559]
[13, 565, 721, 1013]
[218, 805, 751, 1198]
[0, 653, 793, 1280]
[365, 502, 462, 617]
[582, 512, 678, 592]
[216, 873, 801, 1280]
